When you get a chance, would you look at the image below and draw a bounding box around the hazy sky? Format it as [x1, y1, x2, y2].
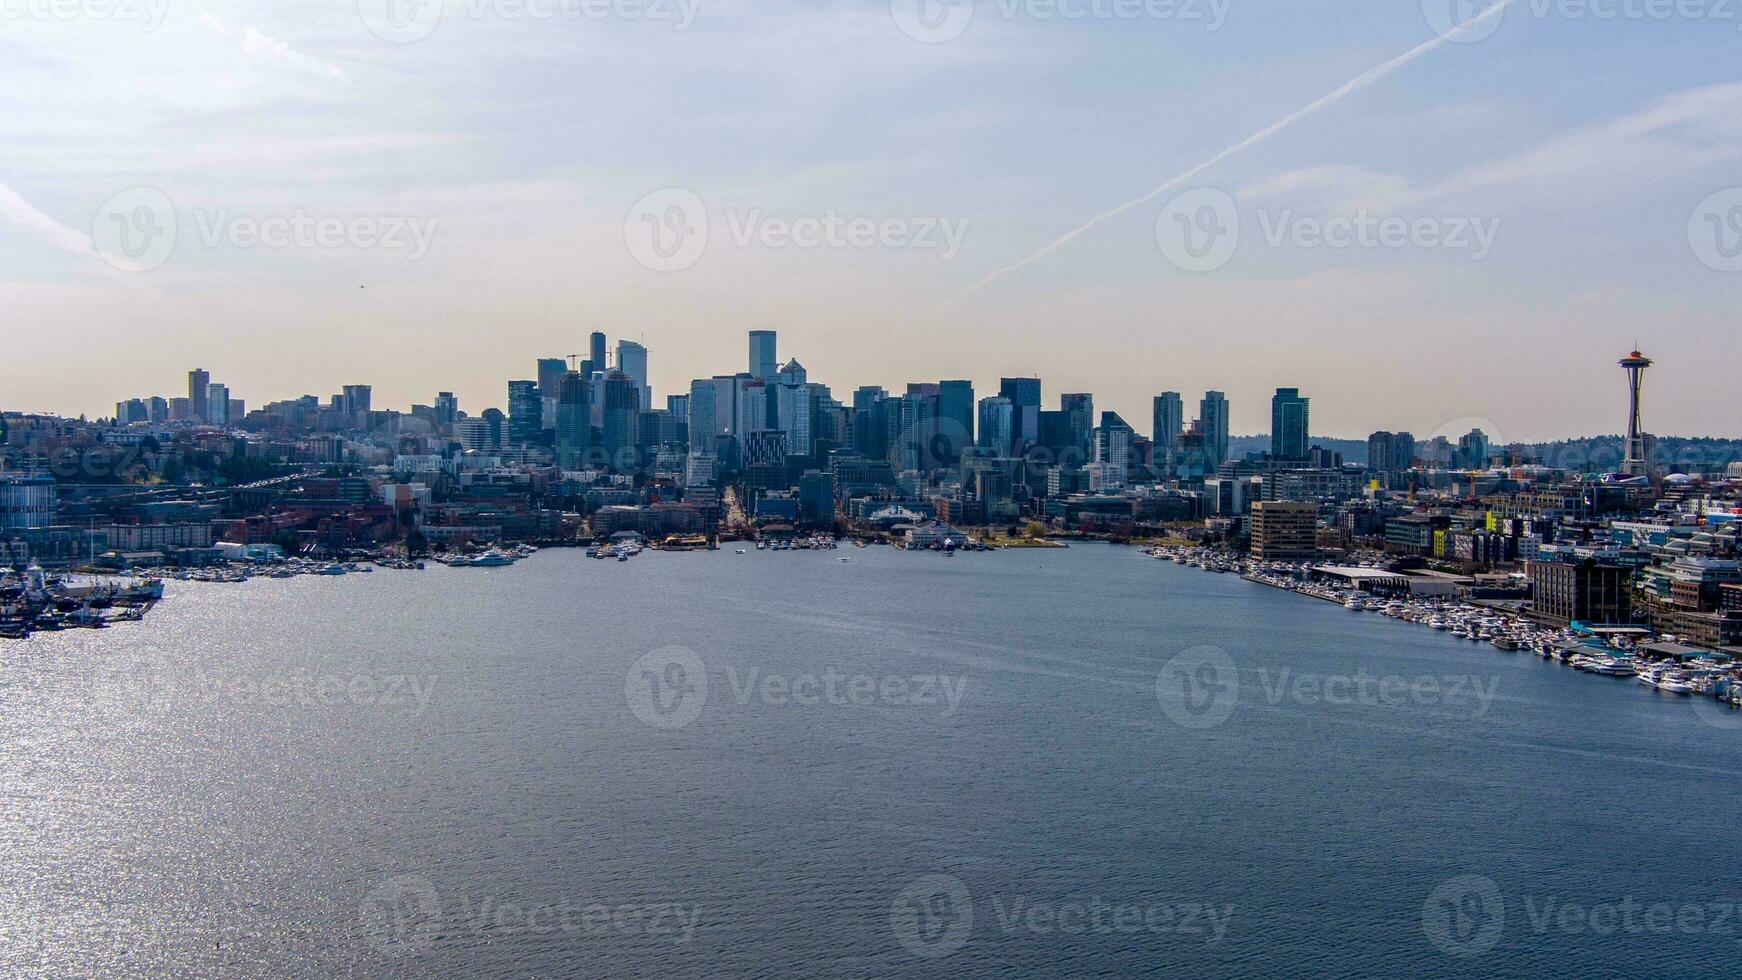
[3, 0, 1740, 443]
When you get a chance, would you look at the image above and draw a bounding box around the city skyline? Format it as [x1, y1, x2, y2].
[5, 3, 1741, 438]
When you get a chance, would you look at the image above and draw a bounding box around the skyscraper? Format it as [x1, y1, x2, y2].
[537, 357, 568, 431]
[617, 340, 650, 410]
[938, 380, 976, 464]
[1200, 391, 1230, 470]
[977, 397, 1014, 456]
[601, 372, 641, 470]
[749, 330, 777, 380]
[1621, 349, 1654, 477]
[1270, 388, 1310, 461]
[187, 368, 210, 422]
[554, 371, 592, 467]
[204, 383, 230, 426]
[999, 377, 1041, 455]
[435, 391, 459, 428]
[589, 332, 608, 376]
[1061, 393, 1094, 458]
[1153, 392, 1183, 474]
[508, 380, 543, 446]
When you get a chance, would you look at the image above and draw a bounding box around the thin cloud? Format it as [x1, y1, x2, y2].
[0, 180, 94, 258]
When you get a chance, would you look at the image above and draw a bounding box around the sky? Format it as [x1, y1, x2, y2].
[3, 0, 1740, 444]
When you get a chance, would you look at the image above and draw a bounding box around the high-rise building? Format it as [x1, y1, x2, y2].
[508, 380, 543, 446]
[749, 330, 777, 380]
[937, 380, 975, 464]
[187, 368, 210, 422]
[1061, 393, 1094, 458]
[204, 383, 230, 426]
[537, 357, 568, 431]
[1270, 388, 1310, 461]
[1153, 392, 1183, 475]
[1620, 349, 1655, 477]
[554, 372, 592, 467]
[1199, 391, 1230, 470]
[977, 396, 1014, 456]
[999, 377, 1041, 454]
[600, 371, 641, 471]
[1251, 501, 1319, 560]
[589, 332, 608, 376]
[617, 340, 650, 410]
[434, 391, 459, 428]
[341, 384, 372, 421]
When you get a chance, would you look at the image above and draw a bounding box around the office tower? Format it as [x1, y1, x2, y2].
[187, 368, 210, 421]
[204, 383, 230, 426]
[937, 380, 975, 464]
[341, 384, 372, 421]
[852, 386, 890, 459]
[1153, 392, 1183, 474]
[897, 389, 937, 472]
[116, 399, 147, 424]
[1060, 393, 1094, 458]
[749, 330, 777, 380]
[1091, 411, 1134, 489]
[1270, 388, 1310, 461]
[999, 377, 1041, 454]
[734, 376, 771, 437]
[434, 391, 459, 427]
[1458, 428, 1490, 469]
[1620, 350, 1654, 477]
[456, 417, 493, 451]
[1392, 432, 1415, 471]
[1199, 391, 1230, 470]
[508, 380, 543, 446]
[977, 396, 1014, 456]
[554, 372, 592, 467]
[536, 357, 568, 431]
[600, 372, 641, 469]
[666, 394, 689, 420]
[590, 332, 608, 376]
[686, 379, 719, 455]
[775, 375, 814, 458]
[146, 396, 168, 422]
[617, 340, 650, 410]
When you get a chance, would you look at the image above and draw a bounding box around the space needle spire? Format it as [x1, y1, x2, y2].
[1620, 349, 1654, 478]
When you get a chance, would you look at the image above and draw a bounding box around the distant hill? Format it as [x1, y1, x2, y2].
[1224, 434, 1742, 472]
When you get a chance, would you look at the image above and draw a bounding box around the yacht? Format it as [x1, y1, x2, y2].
[470, 550, 515, 567]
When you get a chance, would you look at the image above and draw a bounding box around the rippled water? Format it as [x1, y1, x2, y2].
[3, 544, 1739, 977]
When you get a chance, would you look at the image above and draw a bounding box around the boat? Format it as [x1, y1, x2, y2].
[1492, 637, 1520, 651]
[838, 556, 851, 562]
[313, 563, 347, 575]
[470, 550, 515, 567]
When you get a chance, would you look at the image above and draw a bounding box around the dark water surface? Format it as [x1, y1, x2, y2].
[4, 544, 1738, 977]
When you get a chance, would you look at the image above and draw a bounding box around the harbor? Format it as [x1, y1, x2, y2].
[1151, 544, 1742, 712]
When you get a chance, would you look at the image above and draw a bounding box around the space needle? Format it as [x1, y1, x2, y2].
[1620, 350, 1654, 478]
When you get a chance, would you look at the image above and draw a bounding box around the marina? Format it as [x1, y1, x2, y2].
[1151, 544, 1742, 714]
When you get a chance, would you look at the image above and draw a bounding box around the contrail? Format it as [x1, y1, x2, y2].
[936, 0, 1517, 308]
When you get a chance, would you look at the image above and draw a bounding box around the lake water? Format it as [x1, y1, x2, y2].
[3, 544, 1739, 977]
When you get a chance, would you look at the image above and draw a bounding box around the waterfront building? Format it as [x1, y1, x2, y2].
[1250, 500, 1319, 560]
[0, 473, 56, 529]
[1528, 558, 1633, 626]
[1270, 388, 1310, 461]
